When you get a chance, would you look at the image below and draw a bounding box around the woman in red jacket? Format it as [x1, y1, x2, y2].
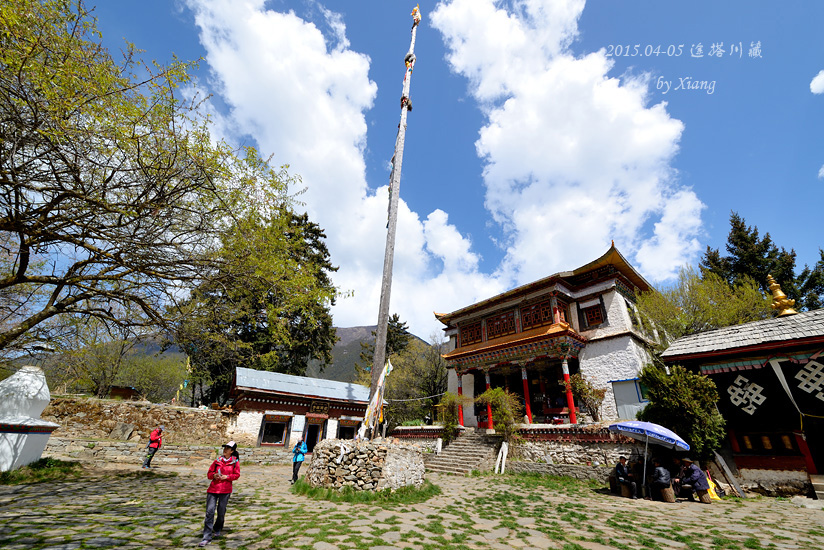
[199, 441, 240, 547]
[142, 425, 164, 468]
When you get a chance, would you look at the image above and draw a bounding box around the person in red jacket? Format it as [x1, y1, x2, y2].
[199, 441, 240, 547]
[142, 425, 164, 469]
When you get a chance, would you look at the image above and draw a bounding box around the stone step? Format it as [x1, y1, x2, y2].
[424, 432, 500, 475]
[437, 447, 495, 456]
[427, 458, 480, 467]
[427, 465, 472, 475]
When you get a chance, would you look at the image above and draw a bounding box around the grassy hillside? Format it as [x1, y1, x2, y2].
[306, 326, 428, 383]
[306, 325, 375, 383]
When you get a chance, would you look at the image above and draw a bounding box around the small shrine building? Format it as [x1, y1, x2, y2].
[230, 367, 369, 451]
[436, 245, 657, 428]
[661, 280, 824, 483]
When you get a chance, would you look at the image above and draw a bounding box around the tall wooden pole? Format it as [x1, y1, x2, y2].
[370, 6, 422, 405]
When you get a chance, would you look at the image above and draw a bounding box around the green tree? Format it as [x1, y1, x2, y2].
[636, 266, 772, 346]
[438, 391, 472, 444]
[564, 373, 607, 422]
[475, 387, 524, 443]
[0, 1, 285, 356]
[797, 249, 824, 311]
[354, 313, 411, 381]
[173, 207, 339, 404]
[638, 364, 726, 459]
[375, 334, 449, 429]
[48, 314, 139, 398]
[701, 212, 823, 310]
[114, 354, 187, 403]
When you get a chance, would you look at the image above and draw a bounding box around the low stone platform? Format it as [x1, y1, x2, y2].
[304, 438, 424, 491]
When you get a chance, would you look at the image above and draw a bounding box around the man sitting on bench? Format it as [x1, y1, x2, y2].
[649, 457, 672, 500]
[615, 456, 638, 499]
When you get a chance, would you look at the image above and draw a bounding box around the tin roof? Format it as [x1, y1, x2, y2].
[234, 367, 371, 404]
[660, 308, 824, 361]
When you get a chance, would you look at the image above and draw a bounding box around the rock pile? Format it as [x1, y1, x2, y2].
[304, 438, 425, 491]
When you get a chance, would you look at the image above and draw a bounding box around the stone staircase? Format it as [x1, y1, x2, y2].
[811, 474, 824, 500]
[425, 429, 501, 475]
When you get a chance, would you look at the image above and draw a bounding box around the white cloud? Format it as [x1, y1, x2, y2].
[432, 0, 704, 285]
[184, 0, 706, 338]
[818, 165, 824, 179]
[185, 0, 500, 337]
[811, 70, 824, 94]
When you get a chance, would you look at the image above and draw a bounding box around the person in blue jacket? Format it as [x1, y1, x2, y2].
[291, 437, 308, 484]
[674, 457, 710, 501]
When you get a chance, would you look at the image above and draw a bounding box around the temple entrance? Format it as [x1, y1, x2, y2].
[469, 359, 581, 425]
[304, 422, 324, 453]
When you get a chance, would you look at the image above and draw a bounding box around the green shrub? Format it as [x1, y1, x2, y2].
[638, 364, 725, 459]
[0, 458, 82, 485]
[475, 387, 524, 443]
[438, 391, 472, 444]
[290, 478, 440, 505]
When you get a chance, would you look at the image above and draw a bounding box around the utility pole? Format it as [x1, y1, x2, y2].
[370, 5, 422, 402]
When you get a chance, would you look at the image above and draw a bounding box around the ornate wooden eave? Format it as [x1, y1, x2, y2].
[442, 322, 586, 372]
[435, 244, 650, 327]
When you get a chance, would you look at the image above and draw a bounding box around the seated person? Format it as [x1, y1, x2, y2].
[615, 456, 638, 498]
[648, 457, 671, 500]
[673, 457, 709, 501]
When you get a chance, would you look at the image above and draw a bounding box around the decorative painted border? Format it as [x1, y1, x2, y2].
[448, 335, 585, 371]
[392, 426, 446, 439]
[519, 426, 614, 442]
[700, 351, 815, 375]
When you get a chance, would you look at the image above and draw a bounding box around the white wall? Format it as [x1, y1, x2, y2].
[577, 289, 633, 340]
[326, 418, 338, 440]
[446, 370, 477, 427]
[579, 335, 649, 421]
[228, 410, 264, 439]
[288, 415, 306, 448]
[0, 367, 59, 472]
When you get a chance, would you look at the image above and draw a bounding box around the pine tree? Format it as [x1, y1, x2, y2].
[701, 212, 822, 310]
[173, 207, 339, 404]
[355, 314, 411, 379]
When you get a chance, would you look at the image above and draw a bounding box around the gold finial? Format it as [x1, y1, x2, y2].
[767, 275, 797, 317]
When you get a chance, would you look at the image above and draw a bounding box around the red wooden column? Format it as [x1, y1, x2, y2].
[795, 432, 818, 474]
[562, 358, 577, 424]
[521, 366, 533, 423]
[484, 371, 494, 430]
[456, 373, 464, 426]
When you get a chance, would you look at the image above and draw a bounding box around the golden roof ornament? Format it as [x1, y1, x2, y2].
[767, 275, 797, 317]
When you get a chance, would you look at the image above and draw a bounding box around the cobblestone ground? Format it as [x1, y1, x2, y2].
[0, 463, 822, 550]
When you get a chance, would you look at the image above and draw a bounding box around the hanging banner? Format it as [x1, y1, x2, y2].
[358, 358, 393, 439]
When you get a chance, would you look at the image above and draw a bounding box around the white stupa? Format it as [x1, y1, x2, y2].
[0, 366, 60, 471]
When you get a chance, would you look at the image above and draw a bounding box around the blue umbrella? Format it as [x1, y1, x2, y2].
[608, 421, 690, 487]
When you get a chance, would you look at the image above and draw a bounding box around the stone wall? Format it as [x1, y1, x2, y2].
[390, 426, 442, 453]
[44, 437, 292, 466]
[514, 437, 641, 467]
[738, 468, 812, 497]
[304, 438, 425, 491]
[42, 397, 237, 445]
[506, 461, 613, 482]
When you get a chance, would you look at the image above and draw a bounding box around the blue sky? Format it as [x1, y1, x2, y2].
[93, 1, 824, 338]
